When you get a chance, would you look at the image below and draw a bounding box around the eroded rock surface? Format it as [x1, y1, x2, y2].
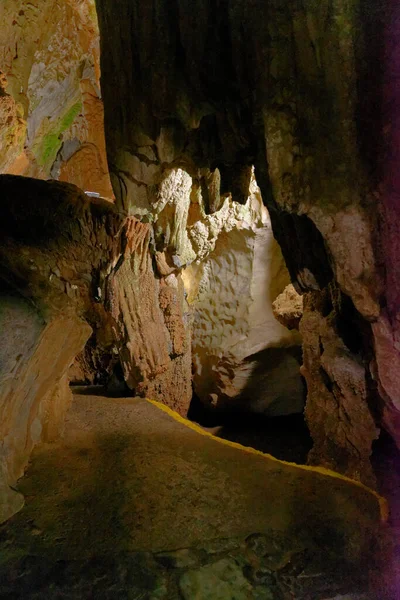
[273, 284, 303, 332]
[0, 174, 191, 522]
[0, 0, 397, 515]
[136, 165, 304, 417]
[94, 0, 395, 481]
[300, 286, 379, 486]
[184, 183, 302, 415]
[0, 290, 89, 523]
[0, 0, 112, 197]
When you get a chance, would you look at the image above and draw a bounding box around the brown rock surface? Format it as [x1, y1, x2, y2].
[0, 174, 191, 522]
[0, 300, 90, 524]
[0, 0, 397, 519]
[94, 0, 394, 480]
[106, 218, 192, 414]
[0, 0, 113, 197]
[273, 284, 303, 331]
[185, 204, 302, 415]
[300, 287, 378, 486]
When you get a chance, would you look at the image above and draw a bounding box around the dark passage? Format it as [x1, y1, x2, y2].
[188, 394, 312, 465]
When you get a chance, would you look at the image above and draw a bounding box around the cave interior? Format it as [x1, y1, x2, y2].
[0, 0, 399, 598]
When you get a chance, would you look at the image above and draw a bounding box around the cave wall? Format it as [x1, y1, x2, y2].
[0, 166, 298, 524]
[94, 0, 393, 483]
[130, 162, 302, 416]
[372, 0, 400, 447]
[0, 0, 305, 415]
[0, 175, 192, 522]
[105, 216, 192, 413]
[94, 0, 381, 317]
[0, 0, 112, 197]
[0, 293, 90, 523]
[0, 0, 299, 402]
[184, 178, 302, 415]
[0, 0, 394, 517]
[0, 0, 303, 524]
[0, 176, 113, 522]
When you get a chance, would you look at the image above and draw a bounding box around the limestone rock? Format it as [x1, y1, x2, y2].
[2, 0, 398, 528]
[272, 284, 303, 331]
[94, 0, 391, 477]
[106, 217, 192, 414]
[300, 287, 378, 486]
[0, 292, 90, 523]
[0, 174, 192, 522]
[0, 0, 113, 198]
[185, 185, 302, 415]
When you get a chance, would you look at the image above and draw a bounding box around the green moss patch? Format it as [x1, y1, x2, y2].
[37, 101, 82, 169]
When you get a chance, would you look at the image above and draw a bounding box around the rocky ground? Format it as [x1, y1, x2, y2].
[0, 391, 390, 599]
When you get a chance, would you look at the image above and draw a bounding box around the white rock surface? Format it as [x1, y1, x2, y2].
[182, 177, 303, 415]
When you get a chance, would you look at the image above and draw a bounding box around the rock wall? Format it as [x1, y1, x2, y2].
[0, 0, 112, 198]
[0, 0, 304, 526]
[0, 169, 299, 521]
[127, 162, 302, 417]
[95, 0, 394, 483]
[0, 0, 307, 421]
[1, 0, 395, 510]
[184, 180, 302, 415]
[106, 218, 192, 413]
[0, 175, 191, 523]
[300, 286, 378, 486]
[0, 294, 90, 523]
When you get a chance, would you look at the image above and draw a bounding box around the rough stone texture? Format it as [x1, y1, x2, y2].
[300, 287, 379, 487]
[0, 391, 388, 599]
[0, 0, 302, 428]
[179, 558, 253, 599]
[0, 293, 89, 523]
[94, 0, 396, 479]
[0, 174, 192, 522]
[0, 0, 113, 197]
[68, 336, 115, 386]
[0, 174, 118, 522]
[273, 284, 303, 331]
[106, 218, 192, 414]
[116, 163, 302, 416]
[137, 166, 302, 416]
[184, 187, 302, 415]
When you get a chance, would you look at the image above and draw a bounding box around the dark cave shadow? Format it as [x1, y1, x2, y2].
[214, 412, 312, 464]
[372, 429, 400, 531]
[230, 346, 306, 415]
[70, 381, 132, 398]
[70, 384, 108, 395]
[371, 430, 400, 597]
[189, 346, 312, 464]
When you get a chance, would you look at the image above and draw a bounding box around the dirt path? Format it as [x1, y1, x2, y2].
[0, 392, 389, 599]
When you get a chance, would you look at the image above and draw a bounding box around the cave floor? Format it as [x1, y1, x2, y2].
[0, 391, 390, 599]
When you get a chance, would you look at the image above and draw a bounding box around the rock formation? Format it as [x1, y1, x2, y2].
[0, 0, 112, 197]
[0, 175, 191, 522]
[93, 0, 394, 486]
[0, 0, 398, 523]
[184, 177, 302, 415]
[0, 0, 306, 523]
